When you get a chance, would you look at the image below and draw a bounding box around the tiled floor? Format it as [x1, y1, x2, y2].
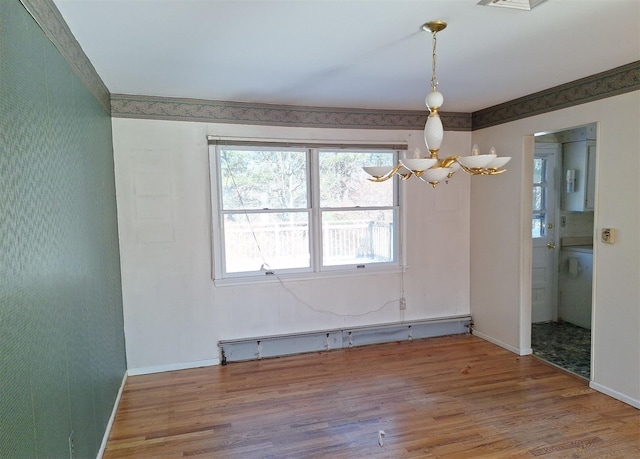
[531, 321, 591, 379]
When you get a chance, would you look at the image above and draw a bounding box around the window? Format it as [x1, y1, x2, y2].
[532, 156, 547, 238]
[209, 141, 402, 280]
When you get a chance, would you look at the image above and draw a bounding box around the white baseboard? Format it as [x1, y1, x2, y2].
[519, 347, 533, 356]
[127, 358, 220, 376]
[96, 371, 127, 459]
[472, 329, 528, 355]
[589, 381, 640, 409]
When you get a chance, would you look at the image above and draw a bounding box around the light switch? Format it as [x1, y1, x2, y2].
[602, 228, 616, 244]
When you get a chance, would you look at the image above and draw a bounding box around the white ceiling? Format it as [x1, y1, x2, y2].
[52, 0, 639, 113]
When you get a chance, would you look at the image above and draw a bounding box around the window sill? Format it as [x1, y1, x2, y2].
[213, 265, 405, 287]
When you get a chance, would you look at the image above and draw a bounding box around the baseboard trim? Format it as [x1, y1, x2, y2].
[96, 371, 127, 459]
[127, 358, 220, 376]
[589, 381, 640, 409]
[471, 330, 528, 355]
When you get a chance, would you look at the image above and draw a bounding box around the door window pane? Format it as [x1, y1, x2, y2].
[532, 214, 545, 238]
[533, 186, 545, 211]
[533, 158, 545, 184]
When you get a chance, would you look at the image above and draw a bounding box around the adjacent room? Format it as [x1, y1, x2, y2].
[1, 0, 639, 457]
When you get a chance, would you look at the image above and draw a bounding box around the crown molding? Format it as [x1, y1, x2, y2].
[110, 94, 471, 131]
[20, 0, 111, 114]
[472, 61, 640, 130]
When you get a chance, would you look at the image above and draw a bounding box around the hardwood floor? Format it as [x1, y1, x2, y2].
[104, 335, 639, 458]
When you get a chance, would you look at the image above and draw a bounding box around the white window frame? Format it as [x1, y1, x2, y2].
[208, 139, 406, 284]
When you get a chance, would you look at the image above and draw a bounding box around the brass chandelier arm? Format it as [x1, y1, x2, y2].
[366, 163, 404, 182]
[456, 161, 508, 176]
[416, 175, 440, 188]
[456, 162, 483, 176]
[365, 158, 508, 184]
[439, 156, 458, 168]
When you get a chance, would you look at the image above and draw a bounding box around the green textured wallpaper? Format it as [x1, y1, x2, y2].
[0, 1, 127, 458]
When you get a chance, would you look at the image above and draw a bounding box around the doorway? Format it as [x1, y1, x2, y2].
[530, 124, 596, 379]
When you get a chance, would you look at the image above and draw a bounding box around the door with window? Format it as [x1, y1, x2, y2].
[531, 143, 560, 322]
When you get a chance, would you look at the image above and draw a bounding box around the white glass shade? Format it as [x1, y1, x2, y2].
[425, 90, 444, 109]
[400, 157, 437, 172]
[363, 166, 394, 178]
[457, 154, 496, 169]
[421, 167, 451, 183]
[486, 156, 511, 169]
[424, 115, 444, 151]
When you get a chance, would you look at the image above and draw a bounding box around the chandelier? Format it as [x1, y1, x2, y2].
[364, 20, 510, 187]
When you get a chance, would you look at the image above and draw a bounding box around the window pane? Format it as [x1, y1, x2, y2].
[219, 148, 307, 210]
[223, 212, 310, 273]
[319, 151, 395, 208]
[532, 214, 545, 238]
[533, 158, 546, 184]
[533, 185, 545, 211]
[322, 210, 395, 266]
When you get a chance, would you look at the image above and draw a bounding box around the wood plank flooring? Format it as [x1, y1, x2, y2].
[104, 335, 639, 458]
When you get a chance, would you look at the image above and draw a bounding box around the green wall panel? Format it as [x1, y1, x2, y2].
[0, 1, 127, 458]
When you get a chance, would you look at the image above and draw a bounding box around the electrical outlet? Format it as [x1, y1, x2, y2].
[399, 298, 406, 310]
[602, 228, 616, 244]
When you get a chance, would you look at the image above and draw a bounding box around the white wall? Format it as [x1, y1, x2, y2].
[470, 91, 640, 407]
[112, 119, 472, 372]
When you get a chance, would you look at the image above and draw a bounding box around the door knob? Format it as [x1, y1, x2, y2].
[547, 242, 556, 249]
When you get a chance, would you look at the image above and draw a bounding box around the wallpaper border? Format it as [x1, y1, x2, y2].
[110, 94, 471, 131]
[472, 61, 640, 130]
[20, 0, 111, 114]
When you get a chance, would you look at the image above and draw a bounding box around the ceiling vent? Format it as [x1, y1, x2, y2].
[477, 0, 548, 10]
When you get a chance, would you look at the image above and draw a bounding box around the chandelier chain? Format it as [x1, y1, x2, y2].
[431, 31, 438, 91]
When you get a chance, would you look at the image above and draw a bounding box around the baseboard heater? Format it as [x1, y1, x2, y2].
[218, 315, 471, 364]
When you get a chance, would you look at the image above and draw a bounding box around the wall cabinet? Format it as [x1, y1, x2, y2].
[562, 140, 596, 212]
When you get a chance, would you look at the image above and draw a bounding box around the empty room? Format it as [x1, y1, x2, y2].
[1, 0, 639, 458]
